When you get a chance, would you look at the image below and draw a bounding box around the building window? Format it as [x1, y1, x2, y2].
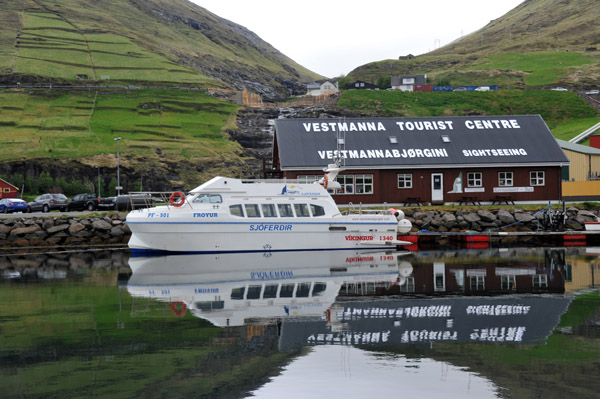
[467, 172, 482, 187]
[297, 175, 319, 184]
[470, 276, 485, 290]
[533, 274, 548, 288]
[355, 174, 373, 194]
[501, 275, 516, 290]
[530, 171, 545, 186]
[398, 174, 413, 189]
[3, 188, 9, 193]
[336, 175, 354, 194]
[403, 78, 415, 84]
[499, 172, 513, 187]
[399, 277, 415, 293]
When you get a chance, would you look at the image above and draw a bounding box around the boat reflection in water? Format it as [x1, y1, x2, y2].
[127, 250, 410, 327]
[127, 248, 573, 350]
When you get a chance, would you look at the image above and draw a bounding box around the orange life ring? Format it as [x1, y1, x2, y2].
[323, 174, 329, 189]
[171, 301, 187, 317]
[169, 191, 185, 207]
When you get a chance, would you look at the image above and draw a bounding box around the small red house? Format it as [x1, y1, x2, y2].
[0, 178, 19, 199]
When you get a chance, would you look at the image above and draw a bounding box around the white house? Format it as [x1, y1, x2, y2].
[306, 80, 339, 96]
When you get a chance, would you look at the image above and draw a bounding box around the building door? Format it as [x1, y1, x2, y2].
[432, 173, 443, 204]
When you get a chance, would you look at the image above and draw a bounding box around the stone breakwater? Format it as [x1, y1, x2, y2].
[404, 207, 599, 232]
[0, 207, 598, 250]
[0, 214, 130, 249]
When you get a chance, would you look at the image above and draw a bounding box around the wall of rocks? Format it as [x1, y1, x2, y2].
[0, 206, 598, 250]
[404, 207, 599, 232]
[0, 214, 130, 249]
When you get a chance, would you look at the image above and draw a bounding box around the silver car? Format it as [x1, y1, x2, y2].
[28, 193, 68, 213]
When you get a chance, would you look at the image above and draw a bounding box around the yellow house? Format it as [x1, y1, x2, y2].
[558, 139, 600, 201]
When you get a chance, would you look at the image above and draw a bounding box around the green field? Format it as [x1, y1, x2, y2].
[338, 89, 600, 137]
[11, 11, 217, 85]
[0, 88, 240, 161]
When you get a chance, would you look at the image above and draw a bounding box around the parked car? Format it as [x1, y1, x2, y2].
[0, 198, 28, 213]
[67, 193, 98, 211]
[585, 89, 599, 95]
[551, 87, 568, 91]
[27, 193, 68, 213]
[115, 194, 156, 211]
[97, 196, 117, 211]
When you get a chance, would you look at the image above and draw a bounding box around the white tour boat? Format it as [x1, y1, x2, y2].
[126, 163, 412, 254]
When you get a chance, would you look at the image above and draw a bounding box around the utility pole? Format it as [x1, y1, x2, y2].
[114, 137, 122, 196]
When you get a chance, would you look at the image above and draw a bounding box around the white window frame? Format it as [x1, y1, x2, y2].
[530, 171, 545, 186]
[336, 175, 354, 195]
[355, 174, 373, 194]
[467, 172, 482, 187]
[397, 173, 413, 189]
[498, 172, 513, 187]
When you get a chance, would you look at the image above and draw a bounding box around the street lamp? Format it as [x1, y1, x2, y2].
[114, 137, 122, 196]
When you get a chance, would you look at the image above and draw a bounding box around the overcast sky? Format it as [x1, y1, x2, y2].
[191, 1, 524, 78]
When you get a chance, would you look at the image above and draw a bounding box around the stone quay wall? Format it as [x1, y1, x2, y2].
[0, 207, 598, 250]
[0, 214, 130, 249]
[403, 207, 598, 232]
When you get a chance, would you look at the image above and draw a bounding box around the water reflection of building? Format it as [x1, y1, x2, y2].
[564, 247, 600, 292]
[340, 248, 568, 297]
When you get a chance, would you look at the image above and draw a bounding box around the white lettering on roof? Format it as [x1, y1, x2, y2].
[464, 119, 521, 130]
[302, 122, 386, 132]
[317, 148, 449, 160]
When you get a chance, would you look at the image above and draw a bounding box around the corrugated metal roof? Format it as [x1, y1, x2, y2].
[274, 115, 570, 170]
[557, 138, 600, 155]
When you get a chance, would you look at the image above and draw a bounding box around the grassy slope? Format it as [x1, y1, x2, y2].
[0, 0, 321, 87]
[0, 88, 244, 185]
[338, 89, 600, 140]
[346, 0, 600, 90]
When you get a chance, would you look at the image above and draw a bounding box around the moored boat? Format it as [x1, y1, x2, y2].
[126, 164, 412, 254]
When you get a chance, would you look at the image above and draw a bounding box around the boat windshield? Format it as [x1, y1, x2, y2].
[193, 194, 222, 204]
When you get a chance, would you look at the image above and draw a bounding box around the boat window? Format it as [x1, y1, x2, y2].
[277, 203, 294, 217]
[195, 301, 225, 310]
[294, 203, 310, 217]
[193, 194, 222, 204]
[261, 204, 277, 218]
[279, 283, 295, 298]
[246, 285, 262, 299]
[231, 287, 245, 300]
[245, 204, 261, 218]
[296, 282, 311, 297]
[263, 284, 278, 298]
[229, 204, 244, 217]
[310, 204, 325, 217]
[312, 283, 327, 297]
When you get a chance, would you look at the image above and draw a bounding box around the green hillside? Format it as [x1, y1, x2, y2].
[344, 0, 600, 90]
[0, 88, 244, 192]
[338, 90, 600, 141]
[0, 0, 322, 96]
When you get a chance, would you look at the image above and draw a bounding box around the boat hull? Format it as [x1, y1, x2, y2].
[127, 209, 401, 254]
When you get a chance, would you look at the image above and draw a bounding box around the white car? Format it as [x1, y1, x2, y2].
[551, 87, 568, 91]
[585, 89, 599, 95]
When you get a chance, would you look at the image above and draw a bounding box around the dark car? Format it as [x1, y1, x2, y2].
[0, 198, 28, 213]
[28, 193, 68, 213]
[67, 193, 98, 211]
[97, 196, 117, 211]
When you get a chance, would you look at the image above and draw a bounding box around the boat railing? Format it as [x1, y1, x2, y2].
[340, 202, 394, 216]
[122, 191, 184, 211]
[240, 178, 316, 184]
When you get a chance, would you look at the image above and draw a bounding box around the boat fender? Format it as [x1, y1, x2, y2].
[323, 174, 329, 189]
[169, 191, 185, 207]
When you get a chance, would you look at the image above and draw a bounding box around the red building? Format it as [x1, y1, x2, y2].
[271, 116, 570, 205]
[0, 178, 19, 199]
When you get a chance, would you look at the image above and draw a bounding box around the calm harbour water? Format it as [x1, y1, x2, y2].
[1, 246, 599, 399]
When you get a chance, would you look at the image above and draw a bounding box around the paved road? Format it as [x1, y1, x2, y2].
[0, 211, 114, 219]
